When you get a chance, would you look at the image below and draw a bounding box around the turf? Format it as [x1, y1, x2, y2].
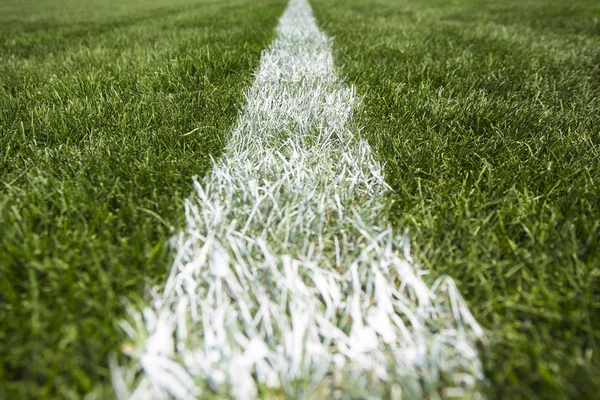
[0, 0, 286, 398]
[311, 0, 600, 398]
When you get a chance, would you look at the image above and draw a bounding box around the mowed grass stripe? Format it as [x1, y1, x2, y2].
[311, 0, 600, 398]
[0, 0, 287, 398]
[115, 0, 484, 398]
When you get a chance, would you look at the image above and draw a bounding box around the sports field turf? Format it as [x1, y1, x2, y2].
[312, 0, 600, 398]
[1, 0, 599, 398]
[0, 0, 286, 397]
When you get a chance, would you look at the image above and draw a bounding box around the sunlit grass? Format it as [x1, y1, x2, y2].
[312, 0, 600, 398]
[0, 0, 286, 398]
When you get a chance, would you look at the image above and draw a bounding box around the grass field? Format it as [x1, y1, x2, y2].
[1, 0, 599, 398]
[0, 0, 286, 398]
[311, 0, 600, 398]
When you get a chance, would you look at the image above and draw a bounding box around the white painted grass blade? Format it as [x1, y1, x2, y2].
[112, 0, 486, 398]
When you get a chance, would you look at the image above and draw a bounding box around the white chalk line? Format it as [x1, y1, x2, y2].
[111, 0, 486, 398]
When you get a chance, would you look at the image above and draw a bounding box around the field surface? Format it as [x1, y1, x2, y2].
[1, 0, 599, 399]
[0, 0, 286, 398]
[312, 0, 600, 398]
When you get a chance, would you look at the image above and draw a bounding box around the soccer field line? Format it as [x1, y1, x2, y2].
[111, 0, 486, 398]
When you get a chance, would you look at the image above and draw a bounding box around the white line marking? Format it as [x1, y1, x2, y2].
[113, 0, 486, 398]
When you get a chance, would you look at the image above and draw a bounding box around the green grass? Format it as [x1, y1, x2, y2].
[311, 0, 600, 398]
[2, 0, 599, 398]
[0, 0, 286, 398]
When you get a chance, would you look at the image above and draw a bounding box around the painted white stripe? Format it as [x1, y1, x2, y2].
[112, 0, 486, 398]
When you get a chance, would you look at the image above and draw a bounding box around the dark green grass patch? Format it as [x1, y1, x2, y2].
[0, 0, 286, 398]
[312, 0, 600, 398]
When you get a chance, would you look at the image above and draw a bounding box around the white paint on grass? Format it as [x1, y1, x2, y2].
[112, 0, 486, 398]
